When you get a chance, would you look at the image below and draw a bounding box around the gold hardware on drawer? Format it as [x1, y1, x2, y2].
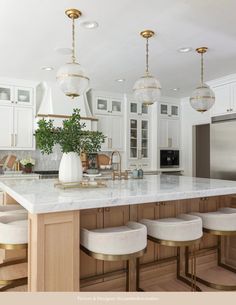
[105, 207, 110, 212]
[200, 197, 208, 201]
[98, 208, 103, 213]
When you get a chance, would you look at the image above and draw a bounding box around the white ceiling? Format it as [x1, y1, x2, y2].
[1, 0, 236, 97]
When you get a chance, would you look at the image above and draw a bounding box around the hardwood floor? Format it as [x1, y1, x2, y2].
[1, 261, 236, 292]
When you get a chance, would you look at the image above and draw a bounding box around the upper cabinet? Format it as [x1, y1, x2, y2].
[159, 102, 179, 118]
[207, 74, 236, 117]
[0, 79, 36, 150]
[210, 82, 236, 116]
[0, 84, 33, 106]
[87, 90, 125, 151]
[95, 96, 123, 116]
[129, 100, 149, 117]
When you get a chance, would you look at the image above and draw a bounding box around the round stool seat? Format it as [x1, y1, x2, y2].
[0, 214, 28, 245]
[81, 221, 147, 256]
[140, 214, 202, 242]
[0, 205, 27, 217]
[192, 208, 236, 231]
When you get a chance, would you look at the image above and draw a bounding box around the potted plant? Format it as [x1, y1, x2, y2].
[34, 109, 105, 183]
[20, 157, 35, 174]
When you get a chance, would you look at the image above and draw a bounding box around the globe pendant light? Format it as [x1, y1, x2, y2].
[57, 9, 89, 99]
[133, 30, 161, 106]
[190, 47, 215, 112]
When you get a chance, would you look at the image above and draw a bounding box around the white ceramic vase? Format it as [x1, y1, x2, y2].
[59, 152, 83, 183]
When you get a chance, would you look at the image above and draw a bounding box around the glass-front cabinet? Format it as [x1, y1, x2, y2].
[160, 102, 179, 118]
[0, 85, 13, 105]
[128, 100, 150, 169]
[95, 97, 123, 115]
[0, 84, 33, 106]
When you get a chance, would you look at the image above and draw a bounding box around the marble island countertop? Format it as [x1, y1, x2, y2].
[1, 175, 236, 214]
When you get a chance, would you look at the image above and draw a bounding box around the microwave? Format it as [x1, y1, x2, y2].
[160, 150, 179, 168]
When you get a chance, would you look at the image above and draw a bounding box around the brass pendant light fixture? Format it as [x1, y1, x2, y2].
[133, 30, 161, 106]
[190, 47, 215, 112]
[57, 9, 89, 99]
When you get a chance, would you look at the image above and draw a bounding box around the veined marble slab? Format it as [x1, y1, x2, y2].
[0, 175, 236, 214]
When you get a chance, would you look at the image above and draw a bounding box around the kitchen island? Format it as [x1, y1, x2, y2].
[0, 175, 236, 291]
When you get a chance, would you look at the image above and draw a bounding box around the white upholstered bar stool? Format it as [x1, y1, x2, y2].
[0, 214, 28, 291]
[140, 214, 203, 291]
[189, 208, 236, 290]
[80, 222, 147, 291]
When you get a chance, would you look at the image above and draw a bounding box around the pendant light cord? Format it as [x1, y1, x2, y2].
[72, 17, 76, 63]
[146, 37, 149, 75]
[201, 52, 204, 85]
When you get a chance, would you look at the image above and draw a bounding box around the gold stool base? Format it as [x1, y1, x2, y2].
[80, 245, 146, 292]
[185, 230, 236, 291]
[142, 236, 202, 292]
[0, 258, 27, 292]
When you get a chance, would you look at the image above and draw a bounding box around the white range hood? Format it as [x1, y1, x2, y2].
[36, 81, 92, 118]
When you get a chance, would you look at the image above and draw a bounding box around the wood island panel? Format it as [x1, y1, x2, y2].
[28, 210, 80, 292]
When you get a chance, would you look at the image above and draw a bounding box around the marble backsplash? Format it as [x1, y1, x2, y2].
[0, 145, 63, 171]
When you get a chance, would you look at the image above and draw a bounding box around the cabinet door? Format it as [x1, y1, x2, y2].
[95, 97, 109, 114]
[159, 119, 168, 148]
[170, 104, 179, 118]
[160, 103, 169, 117]
[129, 118, 138, 158]
[111, 99, 122, 115]
[0, 106, 14, 148]
[0, 85, 14, 105]
[14, 107, 34, 149]
[168, 119, 180, 148]
[141, 119, 149, 159]
[110, 116, 123, 150]
[231, 82, 236, 113]
[211, 84, 231, 116]
[97, 115, 110, 150]
[15, 87, 33, 106]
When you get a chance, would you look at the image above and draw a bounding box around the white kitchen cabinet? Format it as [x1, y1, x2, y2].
[95, 97, 123, 116]
[0, 105, 14, 148]
[211, 84, 231, 116]
[0, 105, 34, 150]
[127, 100, 151, 169]
[159, 118, 180, 149]
[160, 103, 179, 118]
[97, 115, 123, 151]
[14, 107, 34, 148]
[210, 82, 236, 116]
[0, 84, 33, 107]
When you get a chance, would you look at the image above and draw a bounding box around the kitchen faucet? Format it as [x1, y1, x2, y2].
[110, 150, 128, 180]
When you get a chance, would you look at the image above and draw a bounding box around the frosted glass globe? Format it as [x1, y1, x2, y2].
[133, 74, 161, 105]
[190, 84, 215, 112]
[56, 62, 89, 98]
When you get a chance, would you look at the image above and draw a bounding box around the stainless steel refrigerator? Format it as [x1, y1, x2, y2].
[211, 115, 236, 180]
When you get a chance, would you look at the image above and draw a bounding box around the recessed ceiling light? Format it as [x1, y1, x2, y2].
[41, 66, 54, 71]
[55, 47, 72, 55]
[178, 47, 192, 53]
[80, 21, 99, 29]
[116, 79, 125, 82]
[172, 88, 180, 91]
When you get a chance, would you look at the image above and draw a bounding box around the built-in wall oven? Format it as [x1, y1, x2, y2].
[160, 150, 179, 168]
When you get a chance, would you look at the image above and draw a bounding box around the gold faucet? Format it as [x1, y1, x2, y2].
[110, 150, 128, 180]
[111, 150, 121, 174]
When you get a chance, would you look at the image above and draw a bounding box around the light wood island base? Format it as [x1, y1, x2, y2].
[1, 193, 236, 292]
[28, 211, 80, 291]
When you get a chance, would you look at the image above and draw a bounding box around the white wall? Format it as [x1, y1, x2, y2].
[181, 97, 210, 176]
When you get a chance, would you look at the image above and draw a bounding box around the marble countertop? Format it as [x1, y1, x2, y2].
[1, 175, 236, 214]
